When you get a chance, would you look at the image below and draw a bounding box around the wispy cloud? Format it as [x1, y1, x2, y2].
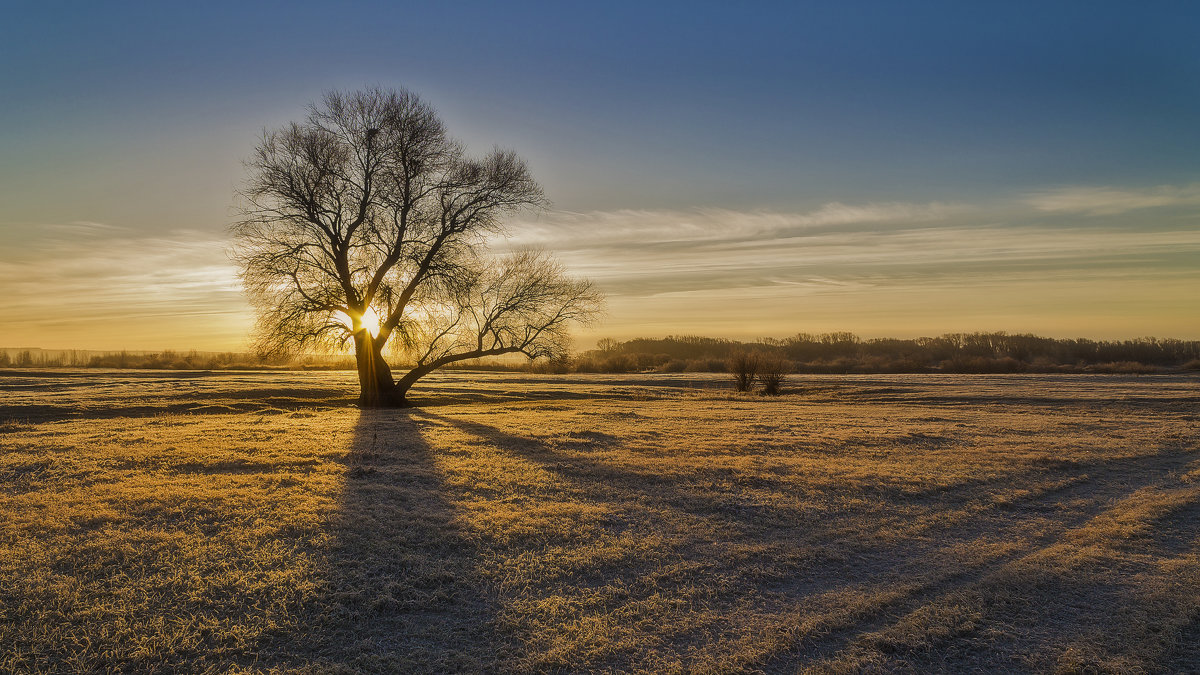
[507, 204, 1200, 295]
[0, 227, 248, 349]
[500, 196, 1200, 339]
[507, 202, 968, 251]
[1025, 183, 1200, 215]
[54, 220, 128, 233]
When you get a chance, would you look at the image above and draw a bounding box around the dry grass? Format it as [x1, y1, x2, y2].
[1, 370, 1198, 672]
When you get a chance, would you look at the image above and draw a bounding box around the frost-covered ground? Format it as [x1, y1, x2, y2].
[2, 370, 1198, 672]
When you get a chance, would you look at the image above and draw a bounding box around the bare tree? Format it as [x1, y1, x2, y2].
[231, 87, 601, 406]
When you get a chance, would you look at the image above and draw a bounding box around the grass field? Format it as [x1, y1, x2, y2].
[1, 369, 1198, 673]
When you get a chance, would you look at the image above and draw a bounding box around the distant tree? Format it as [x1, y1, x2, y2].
[0, 351, 9, 367]
[596, 337, 620, 353]
[16, 350, 33, 367]
[232, 87, 601, 406]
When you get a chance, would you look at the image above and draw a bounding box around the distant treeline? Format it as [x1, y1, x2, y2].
[0, 349, 354, 371]
[4, 332, 1200, 374]
[568, 333, 1200, 375]
[0, 348, 508, 372]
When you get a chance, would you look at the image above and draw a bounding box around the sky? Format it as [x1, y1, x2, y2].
[2, 0, 1199, 351]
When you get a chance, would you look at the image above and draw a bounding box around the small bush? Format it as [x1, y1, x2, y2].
[527, 356, 570, 374]
[758, 358, 789, 395]
[728, 351, 760, 392]
[657, 359, 688, 373]
[572, 354, 634, 373]
[1090, 361, 1158, 374]
[634, 353, 670, 371]
[684, 358, 726, 373]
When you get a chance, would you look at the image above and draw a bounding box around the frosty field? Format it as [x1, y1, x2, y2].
[1, 370, 1198, 673]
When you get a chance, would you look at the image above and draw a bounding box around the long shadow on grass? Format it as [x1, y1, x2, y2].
[411, 409, 860, 668]
[412, 410, 1200, 672]
[414, 410, 993, 559]
[413, 411, 795, 522]
[259, 409, 513, 672]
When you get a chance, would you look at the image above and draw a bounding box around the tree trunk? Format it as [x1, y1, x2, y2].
[354, 333, 403, 407]
[392, 363, 435, 406]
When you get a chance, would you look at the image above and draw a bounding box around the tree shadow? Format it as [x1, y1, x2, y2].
[413, 409, 889, 552]
[258, 409, 514, 672]
[406, 411, 1200, 672]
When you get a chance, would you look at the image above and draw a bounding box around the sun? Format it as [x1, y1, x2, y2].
[360, 307, 382, 338]
[337, 308, 382, 338]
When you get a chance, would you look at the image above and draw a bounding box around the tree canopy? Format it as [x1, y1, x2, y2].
[231, 87, 601, 405]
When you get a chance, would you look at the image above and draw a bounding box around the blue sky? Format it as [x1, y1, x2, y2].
[2, 1, 1199, 348]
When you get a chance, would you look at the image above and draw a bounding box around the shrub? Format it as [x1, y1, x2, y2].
[633, 352, 669, 372]
[794, 358, 854, 374]
[1090, 361, 1158, 374]
[684, 358, 726, 373]
[573, 354, 634, 373]
[657, 359, 688, 373]
[728, 351, 760, 392]
[528, 356, 570, 374]
[604, 354, 635, 373]
[758, 358, 789, 395]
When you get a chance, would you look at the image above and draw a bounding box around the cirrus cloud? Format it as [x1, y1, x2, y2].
[1025, 183, 1200, 216]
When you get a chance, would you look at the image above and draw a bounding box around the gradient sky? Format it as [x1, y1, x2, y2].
[2, 1, 1199, 350]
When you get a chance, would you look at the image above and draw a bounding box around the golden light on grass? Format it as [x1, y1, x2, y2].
[1, 371, 1198, 671]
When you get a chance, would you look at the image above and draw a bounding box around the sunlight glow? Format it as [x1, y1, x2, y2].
[361, 307, 381, 338]
[337, 308, 382, 338]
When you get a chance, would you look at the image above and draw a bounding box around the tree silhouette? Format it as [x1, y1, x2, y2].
[232, 88, 601, 406]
